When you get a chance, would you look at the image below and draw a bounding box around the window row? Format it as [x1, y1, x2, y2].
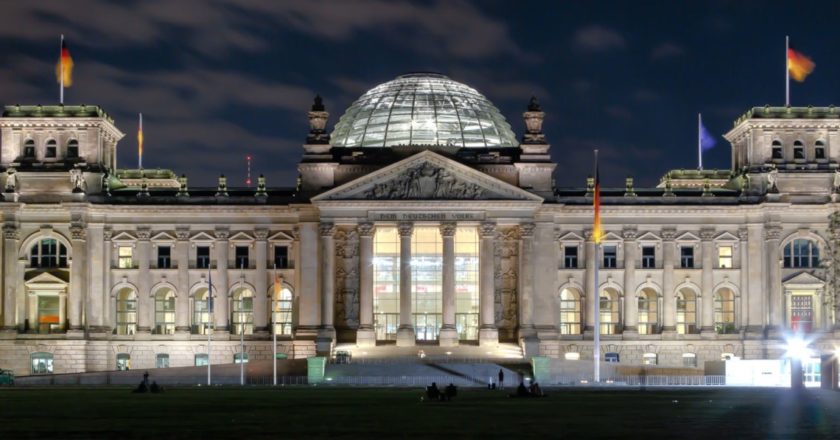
[563, 351, 716, 367]
[116, 245, 290, 270]
[770, 139, 826, 161]
[21, 139, 79, 160]
[562, 245, 735, 269]
[33, 352, 253, 374]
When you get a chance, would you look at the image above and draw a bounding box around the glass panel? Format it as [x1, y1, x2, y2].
[272, 287, 293, 336]
[37, 295, 61, 334]
[232, 289, 254, 335]
[192, 288, 212, 335]
[791, 294, 813, 333]
[116, 353, 131, 371]
[374, 227, 399, 340]
[637, 291, 657, 335]
[676, 291, 697, 334]
[116, 289, 137, 335]
[559, 289, 581, 335]
[31, 353, 54, 374]
[156, 354, 169, 368]
[599, 291, 619, 334]
[194, 354, 209, 366]
[412, 227, 442, 340]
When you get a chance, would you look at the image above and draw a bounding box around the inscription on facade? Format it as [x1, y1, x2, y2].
[370, 211, 485, 221]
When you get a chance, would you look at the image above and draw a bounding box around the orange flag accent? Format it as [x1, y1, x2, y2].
[788, 48, 815, 82]
[55, 39, 74, 87]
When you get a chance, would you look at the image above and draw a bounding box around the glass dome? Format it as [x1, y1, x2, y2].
[330, 73, 519, 149]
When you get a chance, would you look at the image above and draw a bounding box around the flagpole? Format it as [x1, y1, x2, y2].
[698, 113, 703, 170]
[273, 264, 277, 386]
[593, 149, 601, 384]
[59, 35, 64, 104]
[138, 113, 143, 170]
[207, 267, 213, 386]
[786, 35, 790, 107]
[239, 263, 245, 386]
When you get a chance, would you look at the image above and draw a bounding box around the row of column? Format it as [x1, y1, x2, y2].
[323, 221, 525, 348]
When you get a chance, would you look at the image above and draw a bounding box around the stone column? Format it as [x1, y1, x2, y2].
[479, 222, 498, 347]
[439, 222, 458, 347]
[67, 223, 86, 337]
[174, 228, 191, 337]
[583, 230, 596, 337]
[254, 228, 269, 336]
[295, 223, 320, 339]
[738, 228, 749, 331]
[765, 224, 783, 336]
[396, 222, 415, 346]
[103, 228, 113, 330]
[318, 223, 336, 345]
[661, 228, 677, 337]
[518, 223, 536, 339]
[1, 225, 18, 333]
[622, 228, 638, 338]
[700, 228, 716, 337]
[86, 224, 107, 336]
[136, 227, 152, 336]
[356, 223, 376, 347]
[214, 228, 230, 333]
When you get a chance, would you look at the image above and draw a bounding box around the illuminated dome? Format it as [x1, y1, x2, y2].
[330, 73, 519, 148]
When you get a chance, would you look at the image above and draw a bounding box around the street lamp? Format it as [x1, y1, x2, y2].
[784, 334, 811, 391]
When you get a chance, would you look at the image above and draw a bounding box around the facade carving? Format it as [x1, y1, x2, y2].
[364, 162, 485, 200]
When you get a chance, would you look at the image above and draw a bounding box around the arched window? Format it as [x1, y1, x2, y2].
[793, 140, 804, 160]
[115, 288, 137, 336]
[192, 287, 212, 335]
[676, 289, 697, 334]
[771, 140, 783, 160]
[30, 238, 68, 268]
[714, 288, 735, 333]
[272, 285, 293, 336]
[66, 139, 79, 159]
[23, 139, 35, 158]
[231, 287, 254, 335]
[45, 139, 57, 158]
[637, 289, 658, 335]
[153, 288, 175, 335]
[559, 288, 582, 335]
[815, 140, 826, 160]
[116, 353, 131, 371]
[599, 289, 620, 335]
[31, 352, 54, 374]
[784, 239, 819, 268]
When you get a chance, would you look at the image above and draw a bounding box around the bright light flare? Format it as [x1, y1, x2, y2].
[783, 334, 812, 361]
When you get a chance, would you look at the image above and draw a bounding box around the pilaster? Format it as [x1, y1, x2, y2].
[583, 229, 596, 338]
[660, 228, 677, 338]
[439, 222, 458, 347]
[478, 222, 498, 347]
[1, 224, 18, 334]
[622, 227, 638, 339]
[174, 228, 191, 338]
[396, 222, 415, 346]
[213, 227, 230, 334]
[317, 223, 337, 352]
[135, 227, 152, 338]
[356, 222, 376, 347]
[518, 223, 537, 340]
[254, 228, 269, 336]
[700, 228, 716, 338]
[765, 224, 783, 338]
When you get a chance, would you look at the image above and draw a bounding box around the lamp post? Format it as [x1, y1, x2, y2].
[785, 335, 809, 391]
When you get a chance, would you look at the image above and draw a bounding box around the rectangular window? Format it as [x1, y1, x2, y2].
[718, 246, 733, 268]
[373, 227, 400, 341]
[641, 246, 655, 268]
[816, 147, 826, 159]
[772, 147, 783, 159]
[274, 245, 289, 269]
[194, 354, 209, 366]
[234, 353, 249, 364]
[235, 246, 249, 269]
[156, 354, 169, 368]
[45, 146, 56, 158]
[602, 246, 617, 268]
[116, 354, 131, 371]
[118, 246, 133, 269]
[682, 354, 697, 367]
[196, 246, 210, 269]
[157, 246, 171, 269]
[794, 147, 805, 159]
[411, 227, 442, 342]
[564, 246, 578, 268]
[24, 145, 35, 158]
[605, 352, 620, 363]
[31, 353, 54, 374]
[680, 246, 694, 268]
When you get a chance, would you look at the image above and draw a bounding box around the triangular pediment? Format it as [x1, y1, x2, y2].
[557, 231, 585, 242]
[25, 271, 69, 285]
[637, 231, 661, 242]
[715, 232, 740, 242]
[783, 272, 824, 286]
[676, 232, 701, 242]
[151, 232, 176, 242]
[229, 231, 254, 242]
[268, 231, 295, 242]
[111, 231, 136, 242]
[190, 232, 216, 242]
[601, 232, 623, 242]
[312, 150, 543, 202]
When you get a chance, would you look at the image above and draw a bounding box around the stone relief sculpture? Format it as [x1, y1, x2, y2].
[4, 168, 16, 193]
[334, 228, 360, 329]
[70, 168, 87, 193]
[363, 162, 486, 200]
[494, 227, 519, 334]
[833, 169, 840, 193]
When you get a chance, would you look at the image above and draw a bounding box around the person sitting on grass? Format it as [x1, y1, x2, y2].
[426, 382, 440, 400]
[516, 381, 530, 397]
[529, 382, 544, 397]
[444, 383, 457, 401]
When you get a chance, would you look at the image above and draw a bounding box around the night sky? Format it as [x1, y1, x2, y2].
[1, 0, 838, 188]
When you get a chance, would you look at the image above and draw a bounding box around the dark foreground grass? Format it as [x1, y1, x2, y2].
[1, 386, 839, 439]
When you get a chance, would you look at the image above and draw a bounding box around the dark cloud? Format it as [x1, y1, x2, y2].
[572, 25, 626, 52]
[650, 42, 684, 60]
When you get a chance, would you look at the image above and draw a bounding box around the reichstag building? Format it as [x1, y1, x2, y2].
[0, 73, 836, 374]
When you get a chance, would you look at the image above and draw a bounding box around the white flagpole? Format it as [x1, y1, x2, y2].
[698, 113, 703, 170]
[59, 35, 64, 105]
[786, 35, 790, 107]
[593, 149, 601, 384]
[207, 267, 212, 386]
[273, 264, 277, 386]
[239, 263, 245, 386]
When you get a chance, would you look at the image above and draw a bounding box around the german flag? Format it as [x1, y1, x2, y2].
[593, 151, 602, 244]
[788, 48, 815, 82]
[56, 37, 74, 87]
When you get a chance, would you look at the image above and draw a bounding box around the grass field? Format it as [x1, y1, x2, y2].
[1, 386, 839, 439]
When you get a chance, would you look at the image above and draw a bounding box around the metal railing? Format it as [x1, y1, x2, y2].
[543, 375, 726, 387]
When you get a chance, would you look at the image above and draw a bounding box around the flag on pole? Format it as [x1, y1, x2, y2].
[56, 37, 74, 87]
[700, 118, 716, 151]
[138, 114, 144, 169]
[592, 151, 602, 244]
[788, 47, 815, 82]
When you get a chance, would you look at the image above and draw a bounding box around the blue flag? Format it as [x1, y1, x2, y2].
[700, 122, 716, 151]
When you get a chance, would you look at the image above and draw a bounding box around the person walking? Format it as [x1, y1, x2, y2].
[498, 369, 505, 390]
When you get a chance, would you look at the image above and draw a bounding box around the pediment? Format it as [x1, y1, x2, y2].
[25, 271, 69, 285]
[601, 232, 623, 242]
[783, 272, 824, 286]
[312, 150, 543, 202]
[715, 232, 740, 242]
[190, 232, 216, 242]
[111, 231, 136, 242]
[637, 232, 661, 242]
[557, 231, 585, 242]
[268, 231, 295, 242]
[676, 232, 701, 242]
[151, 232, 176, 242]
[229, 231, 254, 242]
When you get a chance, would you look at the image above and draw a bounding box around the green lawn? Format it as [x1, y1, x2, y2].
[1, 387, 838, 438]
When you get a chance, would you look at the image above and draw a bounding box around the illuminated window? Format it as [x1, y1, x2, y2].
[721, 353, 735, 361]
[412, 227, 442, 341]
[599, 289, 620, 335]
[783, 239, 819, 268]
[192, 288, 212, 335]
[718, 246, 733, 268]
[559, 289, 582, 335]
[602, 246, 617, 269]
[455, 227, 479, 341]
[637, 289, 658, 335]
[790, 293, 814, 333]
[273, 286, 293, 336]
[116, 353, 131, 371]
[682, 353, 697, 367]
[373, 227, 400, 341]
[31, 352, 54, 374]
[641, 246, 655, 268]
[642, 353, 658, 365]
[231, 287, 254, 335]
[45, 139, 57, 158]
[30, 238, 68, 268]
[118, 246, 133, 268]
[714, 289, 735, 333]
[676, 289, 697, 334]
[605, 352, 620, 363]
[564, 352, 580, 361]
[194, 354, 208, 366]
[234, 353, 249, 364]
[66, 139, 79, 159]
[680, 246, 694, 268]
[153, 288, 176, 335]
[115, 288, 137, 336]
[156, 354, 169, 368]
[564, 246, 578, 268]
[36, 295, 61, 334]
